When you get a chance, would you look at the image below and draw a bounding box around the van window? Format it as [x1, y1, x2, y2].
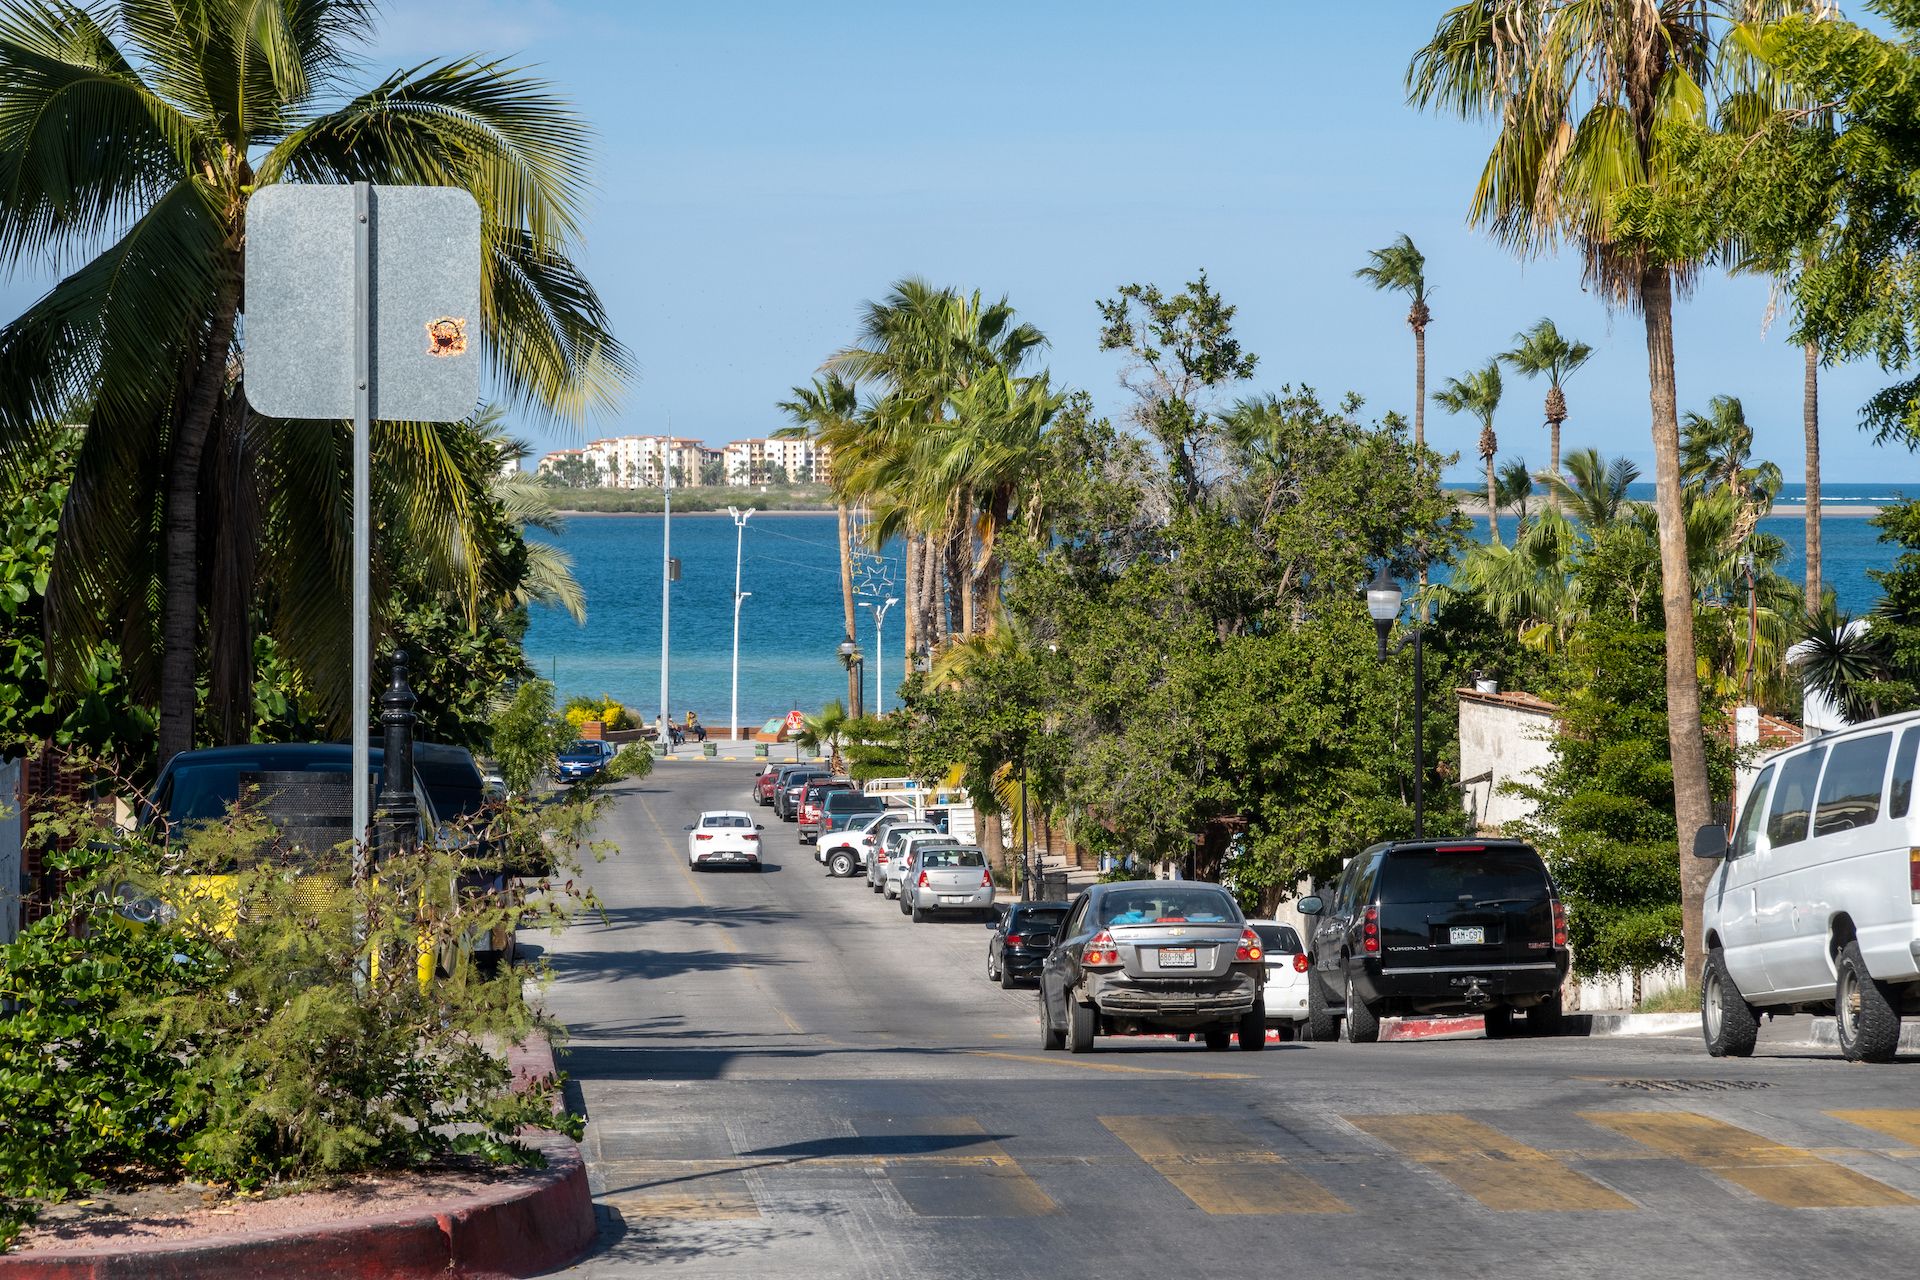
[1765, 746, 1827, 848]
[1732, 764, 1774, 859]
[1813, 733, 1892, 838]
[1892, 728, 1920, 820]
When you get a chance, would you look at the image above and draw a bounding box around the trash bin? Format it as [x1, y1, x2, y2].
[753, 742, 768, 758]
[650, 740, 667, 758]
[1039, 871, 1072, 900]
[702, 741, 717, 758]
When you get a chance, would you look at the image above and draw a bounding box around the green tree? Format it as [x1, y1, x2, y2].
[489, 679, 569, 796]
[1495, 457, 1534, 530]
[1499, 318, 1593, 505]
[1434, 361, 1505, 545]
[0, 0, 626, 768]
[1354, 234, 1434, 456]
[778, 375, 862, 707]
[1408, 0, 1786, 986]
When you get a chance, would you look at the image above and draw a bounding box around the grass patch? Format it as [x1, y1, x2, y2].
[1634, 984, 1700, 1014]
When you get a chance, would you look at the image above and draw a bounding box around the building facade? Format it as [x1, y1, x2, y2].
[541, 434, 826, 487]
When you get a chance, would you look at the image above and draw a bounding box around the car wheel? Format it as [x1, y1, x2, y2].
[1067, 997, 1098, 1053]
[1702, 948, 1759, 1059]
[1342, 975, 1381, 1044]
[898, 893, 911, 916]
[1482, 1006, 1516, 1039]
[1202, 1027, 1232, 1052]
[829, 851, 855, 878]
[1039, 989, 1065, 1051]
[911, 899, 926, 924]
[1237, 997, 1267, 1051]
[998, 955, 1017, 989]
[1528, 991, 1566, 1037]
[1836, 940, 1901, 1063]
[1304, 970, 1340, 1042]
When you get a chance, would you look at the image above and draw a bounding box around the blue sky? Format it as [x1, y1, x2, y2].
[4, 2, 1910, 483]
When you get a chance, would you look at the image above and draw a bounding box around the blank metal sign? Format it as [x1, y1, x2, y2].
[244, 184, 481, 424]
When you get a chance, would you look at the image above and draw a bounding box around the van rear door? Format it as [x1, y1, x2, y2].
[1377, 845, 1556, 968]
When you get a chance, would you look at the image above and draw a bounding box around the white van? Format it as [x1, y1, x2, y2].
[1695, 709, 1920, 1062]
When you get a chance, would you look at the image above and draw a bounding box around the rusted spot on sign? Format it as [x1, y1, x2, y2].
[426, 316, 468, 357]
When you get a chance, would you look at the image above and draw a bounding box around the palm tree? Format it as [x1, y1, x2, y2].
[1796, 601, 1891, 726]
[1544, 449, 1640, 531]
[777, 375, 863, 708]
[1354, 235, 1434, 455]
[0, 1, 625, 765]
[1681, 394, 1783, 552]
[1500, 318, 1593, 507]
[1435, 362, 1505, 545]
[1408, 1, 1789, 986]
[1495, 457, 1535, 530]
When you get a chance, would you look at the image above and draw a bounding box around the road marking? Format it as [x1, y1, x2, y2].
[1349, 1113, 1631, 1212]
[1830, 1110, 1920, 1150]
[1102, 1116, 1349, 1214]
[852, 1117, 1055, 1218]
[601, 1163, 761, 1220]
[1582, 1111, 1918, 1209]
[967, 1050, 1251, 1081]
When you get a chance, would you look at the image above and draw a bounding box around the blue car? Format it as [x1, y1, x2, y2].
[554, 739, 611, 783]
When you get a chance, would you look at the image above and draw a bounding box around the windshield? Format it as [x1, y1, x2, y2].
[1098, 887, 1238, 926]
[1253, 924, 1302, 953]
[1379, 848, 1549, 902]
[702, 815, 752, 828]
[161, 755, 379, 824]
[827, 794, 884, 811]
[1013, 908, 1068, 930]
[921, 848, 986, 868]
[562, 741, 600, 756]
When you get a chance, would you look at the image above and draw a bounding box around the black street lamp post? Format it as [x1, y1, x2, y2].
[1365, 566, 1425, 839]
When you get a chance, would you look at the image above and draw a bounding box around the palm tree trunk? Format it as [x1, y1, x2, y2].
[903, 534, 919, 679]
[1803, 340, 1822, 613]
[838, 503, 858, 712]
[1642, 264, 1715, 991]
[1484, 452, 1501, 547]
[157, 281, 241, 767]
[1415, 323, 1429, 622]
[1549, 411, 1562, 514]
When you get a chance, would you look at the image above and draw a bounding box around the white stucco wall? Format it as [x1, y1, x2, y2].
[1457, 690, 1558, 834]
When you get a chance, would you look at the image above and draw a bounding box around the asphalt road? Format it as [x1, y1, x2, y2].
[544, 763, 1920, 1280]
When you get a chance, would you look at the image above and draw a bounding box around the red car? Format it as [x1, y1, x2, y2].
[797, 779, 854, 844]
[752, 764, 783, 806]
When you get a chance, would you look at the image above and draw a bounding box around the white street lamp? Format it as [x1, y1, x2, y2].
[728, 506, 755, 742]
[862, 596, 899, 715]
[658, 446, 673, 732]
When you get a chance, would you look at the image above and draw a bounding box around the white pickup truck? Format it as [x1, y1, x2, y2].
[1694, 709, 1920, 1062]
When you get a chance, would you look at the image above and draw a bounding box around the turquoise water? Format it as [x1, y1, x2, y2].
[526, 491, 1908, 720]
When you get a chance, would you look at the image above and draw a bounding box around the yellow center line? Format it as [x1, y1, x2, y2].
[967, 1049, 1252, 1080]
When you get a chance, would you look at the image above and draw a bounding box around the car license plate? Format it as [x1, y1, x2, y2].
[1159, 947, 1196, 967]
[941, 895, 968, 904]
[1450, 926, 1485, 945]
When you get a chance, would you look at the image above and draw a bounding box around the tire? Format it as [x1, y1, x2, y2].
[1702, 948, 1759, 1059]
[1342, 975, 1380, 1044]
[1836, 940, 1901, 1064]
[1202, 1027, 1232, 1052]
[1237, 997, 1267, 1051]
[1039, 990, 1065, 1051]
[1067, 997, 1097, 1053]
[1482, 1006, 1515, 1039]
[997, 954, 1017, 989]
[829, 851, 855, 878]
[1304, 971, 1340, 1042]
[1529, 991, 1566, 1037]
[898, 892, 911, 916]
[911, 899, 926, 924]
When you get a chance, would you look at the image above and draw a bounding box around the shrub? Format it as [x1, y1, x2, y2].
[561, 694, 633, 732]
[491, 680, 570, 795]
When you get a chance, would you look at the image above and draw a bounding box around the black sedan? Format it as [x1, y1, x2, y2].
[986, 900, 1071, 988]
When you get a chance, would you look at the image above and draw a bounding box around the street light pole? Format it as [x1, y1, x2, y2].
[1366, 565, 1425, 839]
[728, 506, 756, 742]
[862, 596, 899, 715]
[659, 448, 673, 732]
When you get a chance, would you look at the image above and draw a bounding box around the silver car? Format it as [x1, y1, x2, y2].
[867, 820, 938, 893]
[887, 831, 958, 901]
[900, 844, 996, 922]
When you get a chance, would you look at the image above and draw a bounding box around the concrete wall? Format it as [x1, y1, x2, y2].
[1456, 690, 1557, 834]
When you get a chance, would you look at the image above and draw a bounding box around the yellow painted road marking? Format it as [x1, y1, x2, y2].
[857, 1117, 1055, 1218]
[1102, 1116, 1349, 1215]
[1831, 1110, 1920, 1150]
[968, 1049, 1251, 1081]
[1583, 1111, 1917, 1209]
[602, 1163, 761, 1220]
[1350, 1114, 1632, 1212]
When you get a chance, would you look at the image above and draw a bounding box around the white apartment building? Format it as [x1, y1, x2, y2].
[540, 434, 827, 487]
[722, 436, 828, 485]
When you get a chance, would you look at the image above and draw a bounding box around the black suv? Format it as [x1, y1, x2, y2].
[1297, 838, 1567, 1042]
[986, 900, 1071, 988]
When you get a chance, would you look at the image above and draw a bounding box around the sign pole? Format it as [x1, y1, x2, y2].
[351, 181, 372, 875]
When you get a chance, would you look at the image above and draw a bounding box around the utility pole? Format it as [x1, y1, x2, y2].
[729, 506, 755, 742]
[659, 426, 673, 732]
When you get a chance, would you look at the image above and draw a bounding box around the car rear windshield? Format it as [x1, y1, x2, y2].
[825, 793, 885, 812]
[1253, 924, 1302, 953]
[921, 848, 986, 868]
[1379, 848, 1550, 902]
[1098, 888, 1238, 926]
[1013, 907, 1068, 930]
[162, 756, 379, 824]
[703, 815, 752, 828]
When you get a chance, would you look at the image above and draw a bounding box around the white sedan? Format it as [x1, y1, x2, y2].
[1251, 920, 1311, 1037]
[685, 810, 764, 871]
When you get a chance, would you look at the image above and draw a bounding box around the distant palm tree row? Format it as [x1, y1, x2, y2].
[778, 279, 1063, 691]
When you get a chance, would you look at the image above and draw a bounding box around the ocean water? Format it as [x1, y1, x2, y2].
[525, 493, 1909, 720]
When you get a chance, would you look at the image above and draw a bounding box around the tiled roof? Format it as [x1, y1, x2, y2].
[1455, 687, 1559, 715]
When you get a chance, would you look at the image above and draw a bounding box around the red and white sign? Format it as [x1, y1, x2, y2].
[783, 709, 805, 735]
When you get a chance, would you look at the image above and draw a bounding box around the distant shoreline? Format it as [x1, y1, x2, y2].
[1451, 493, 1885, 520]
[553, 506, 833, 518]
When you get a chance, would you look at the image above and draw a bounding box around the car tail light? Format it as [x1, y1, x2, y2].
[1551, 900, 1569, 947]
[1083, 930, 1121, 968]
[1235, 928, 1264, 962]
[1911, 849, 1920, 903]
[877, 852, 889, 864]
[981, 869, 993, 889]
[1362, 904, 1380, 954]
[1007, 934, 1023, 948]
[917, 871, 929, 887]
[1292, 952, 1310, 973]
[744, 833, 758, 842]
[695, 833, 713, 841]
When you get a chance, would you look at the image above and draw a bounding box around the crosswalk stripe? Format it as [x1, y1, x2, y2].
[600, 1162, 762, 1220]
[1349, 1113, 1632, 1212]
[855, 1117, 1056, 1218]
[1830, 1110, 1920, 1150]
[1102, 1116, 1350, 1214]
[1582, 1111, 1918, 1209]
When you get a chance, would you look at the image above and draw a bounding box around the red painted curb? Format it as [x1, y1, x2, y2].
[1382, 1015, 1486, 1041]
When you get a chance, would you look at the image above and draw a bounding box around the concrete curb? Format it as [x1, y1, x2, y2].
[1803, 1017, 1920, 1053]
[1384, 1011, 1700, 1041]
[3, 1036, 594, 1280]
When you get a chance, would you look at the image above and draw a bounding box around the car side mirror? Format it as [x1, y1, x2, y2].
[1691, 824, 1730, 860]
[683, 824, 694, 831]
[1296, 895, 1324, 916]
[756, 823, 765, 830]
